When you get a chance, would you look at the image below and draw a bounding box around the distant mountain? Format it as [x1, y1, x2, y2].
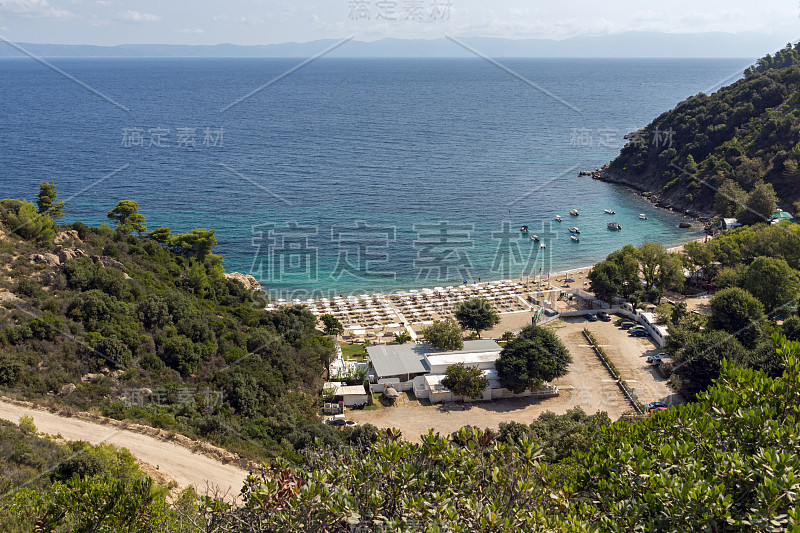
[600, 43, 800, 218]
[0, 32, 792, 59]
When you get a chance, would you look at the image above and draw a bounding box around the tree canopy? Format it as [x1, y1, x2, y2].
[0, 198, 56, 242]
[36, 181, 65, 220]
[320, 314, 344, 337]
[453, 297, 500, 338]
[496, 324, 571, 394]
[743, 255, 800, 312]
[709, 287, 765, 347]
[441, 362, 489, 399]
[421, 318, 464, 351]
[107, 200, 147, 235]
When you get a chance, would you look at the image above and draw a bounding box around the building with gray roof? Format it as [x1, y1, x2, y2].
[367, 340, 501, 381]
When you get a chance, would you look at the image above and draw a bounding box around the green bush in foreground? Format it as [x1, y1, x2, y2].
[187, 334, 800, 532]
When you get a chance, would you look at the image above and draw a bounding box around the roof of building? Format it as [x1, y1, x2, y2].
[335, 385, 368, 396]
[367, 340, 501, 379]
[367, 343, 433, 378]
[423, 373, 449, 392]
[426, 350, 501, 367]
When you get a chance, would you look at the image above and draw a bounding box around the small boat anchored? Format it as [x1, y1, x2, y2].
[540, 243, 546, 249]
[604, 209, 616, 215]
[638, 214, 648, 220]
[607, 222, 622, 231]
[570, 234, 580, 242]
[568, 227, 580, 234]
[530, 235, 540, 242]
[520, 225, 530, 232]
[554, 215, 562, 222]
[570, 209, 579, 216]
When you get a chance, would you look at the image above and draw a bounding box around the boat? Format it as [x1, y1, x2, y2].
[530, 235, 540, 242]
[570, 209, 579, 216]
[607, 222, 622, 231]
[639, 214, 648, 220]
[554, 215, 562, 222]
[604, 209, 616, 215]
[540, 243, 546, 249]
[520, 225, 529, 232]
[570, 234, 580, 242]
[568, 227, 580, 234]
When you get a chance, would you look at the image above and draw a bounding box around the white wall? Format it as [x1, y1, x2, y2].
[342, 393, 369, 407]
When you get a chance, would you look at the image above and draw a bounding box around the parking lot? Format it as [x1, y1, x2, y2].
[572, 316, 684, 407]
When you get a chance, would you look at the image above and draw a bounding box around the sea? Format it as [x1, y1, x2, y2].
[0, 57, 749, 299]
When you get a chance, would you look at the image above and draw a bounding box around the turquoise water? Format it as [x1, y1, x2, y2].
[0, 58, 742, 298]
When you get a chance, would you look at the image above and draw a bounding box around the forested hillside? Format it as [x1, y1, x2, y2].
[0, 186, 341, 462]
[601, 43, 800, 218]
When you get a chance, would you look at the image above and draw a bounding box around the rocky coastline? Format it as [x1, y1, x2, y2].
[579, 164, 715, 230]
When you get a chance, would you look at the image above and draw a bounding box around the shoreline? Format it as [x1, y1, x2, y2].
[265, 233, 708, 305]
[262, 233, 705, 302]
[590, 164, 714, 221]
[251, 166, 709, 301]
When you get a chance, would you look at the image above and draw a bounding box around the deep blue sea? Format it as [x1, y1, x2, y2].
[0, 57, 748, 298]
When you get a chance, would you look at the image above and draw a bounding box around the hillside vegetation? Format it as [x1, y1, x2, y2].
[602, 43, 800, 218]
[4, 336, 798, 531]
[0, 187, 342, 463]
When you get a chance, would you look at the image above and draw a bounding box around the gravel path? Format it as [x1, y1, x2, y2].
[0, 401, 249, 499]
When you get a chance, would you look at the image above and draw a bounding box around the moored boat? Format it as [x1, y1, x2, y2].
[530, 235, 540, 242]
[520, 225, 529, 232]
[570, 234, 580, 242]
[604, 209, 615, 214]
[554, 215, 562, 222]
[607, 222, 622, 231]
[639, 214, 648, 220]
[568, 227, 580, 234]
[570, 209, 579, 216]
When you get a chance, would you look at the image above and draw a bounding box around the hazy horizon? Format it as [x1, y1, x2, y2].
[0, 0, 796, 49]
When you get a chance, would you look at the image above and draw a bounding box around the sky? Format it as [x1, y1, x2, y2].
[0, 0, 797, 46]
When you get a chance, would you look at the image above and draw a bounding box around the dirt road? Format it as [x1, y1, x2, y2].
[0, 401, 249, 498]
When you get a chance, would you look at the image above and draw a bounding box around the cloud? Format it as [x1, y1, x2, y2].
[88, 14, 108, 26]
[116, 10, 160, 23]
[177, 28, 204, 34]
[0, 0, 74, 19]
[211, 13, 268, 25]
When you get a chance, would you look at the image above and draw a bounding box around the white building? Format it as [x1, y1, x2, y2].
[410, 345, 558, 404]
[334, 385, 369, 407]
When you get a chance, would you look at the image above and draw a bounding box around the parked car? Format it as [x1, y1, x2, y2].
[325, 414, 347, 426]
[584, 313, 598, 322]
[345, 420, 358, 427]
[630, 329, 650, 337]
[620, 320, 636, 329]
[645, 401, 669, 413]
[646, 353, 667, 364]
[597, 312, 611, 322]
[614, 318, 624, 326]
